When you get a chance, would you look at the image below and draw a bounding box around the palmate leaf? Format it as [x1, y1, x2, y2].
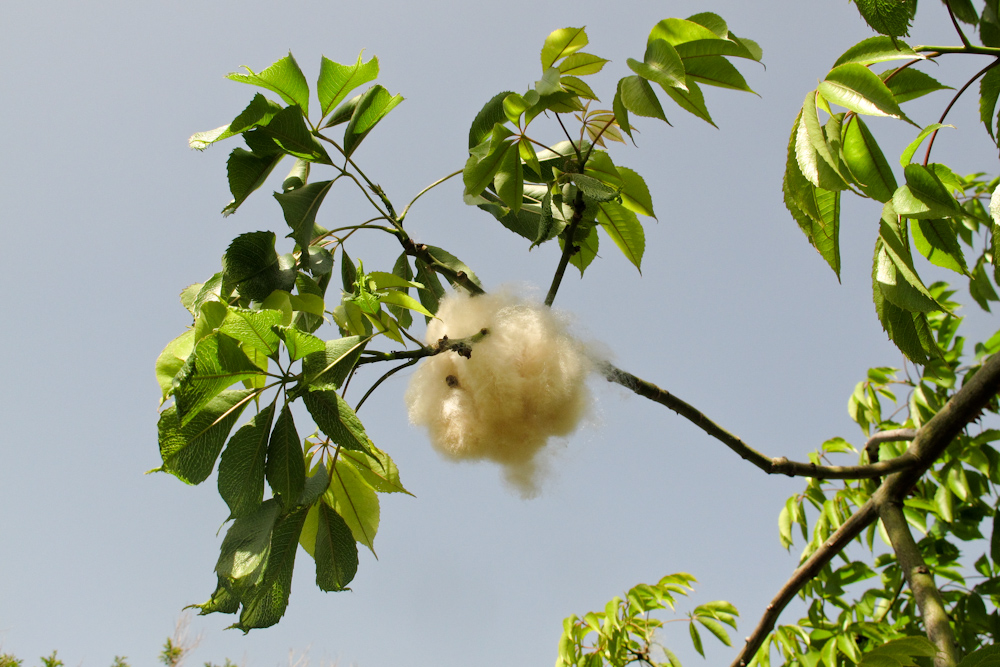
[318, 52, 379, 118]
[660, 78, 715, 126]
[301, 336, 366, 391]
[157, 389, 254, 485]
[627, 39, 687, 92]
[155, 330, 194, 399]
[218, 404, 275, 519]
[683, 56, 755, 94]
[617, 75, 668, 123]
[541, 27, 588, 70]
[215, 499, 280, 595]
[223, 147, 285, 217]
[273, 326, 326, 361]
[300, 498, 359, 591]
[340, 447, 411, 495]
[227, 52, 311, 116]
[256, 105, 330, 163]
[219, 307, 283, 358]
[190, 93, 284, 150]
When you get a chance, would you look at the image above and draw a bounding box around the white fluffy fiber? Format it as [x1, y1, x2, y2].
[405, 290, 593, 496]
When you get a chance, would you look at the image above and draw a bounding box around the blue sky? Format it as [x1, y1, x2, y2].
[2, 1, 999, 666]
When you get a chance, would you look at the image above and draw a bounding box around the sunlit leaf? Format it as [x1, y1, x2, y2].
[819, 63, 905, 118]
[227, 52, 311, 115]
[541, 27, 589, 70]
[318, 52, 379, 117]
[157, 390, 254, 484]
[218, 404, 275, 518]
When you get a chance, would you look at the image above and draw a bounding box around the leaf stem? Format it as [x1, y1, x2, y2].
[544, 190, 586, 307]
[398, 169, 464, 223]
[944, 0, 973, 49]
[923, 59, 1000, 165]
[354, 358, 419, 412]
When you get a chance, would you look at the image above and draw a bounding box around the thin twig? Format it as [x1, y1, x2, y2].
[924, 60, 1000, 165]
[399, 169, 464, 223]
[355, 359, 419, 412]
[544, 190, 586, 307]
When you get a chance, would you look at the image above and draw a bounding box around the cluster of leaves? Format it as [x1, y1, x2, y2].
[463, 14, 761, 276]
[158, 13, 767, 635]
[760, 281, 1000, 666]
[784, 1, 1000, 364]
[554, 574, 738, 667]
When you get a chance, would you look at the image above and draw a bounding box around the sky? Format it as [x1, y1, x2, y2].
[2, 1, 1000, 666]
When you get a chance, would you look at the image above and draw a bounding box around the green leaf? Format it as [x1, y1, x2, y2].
[649, 18, 719, 47]
[302, 390, 373, 454]
[281, 158, 310, 192]
[377, 290, 434, 318]
[796, 93, 849, 191]
[173, 332, 263, 425]
[308, 501, 358, 591]
[216, 498, 279, 589]
[558, 52, 608, 76]
[696, 616, 732, 646]
[883, 68, 951, 104]
[155, 330, 194, 399]
[541, 27, 588, 70]
[689, 621, 704, 657]
[189, 577, 241, 616]
[784, 113, 842, 278]
[222, 231, 296, 302]
[301, 336, 365, 391]
[274, 180, 333, 251]
[834, 36, 920, 66]
[565, 222, 599, 276]
[468, 91, 512, 149]
[326, 456, 380, 554]
[223, 147, 285, 216]
[424, 245, 483, 289]
[852, 0, 912, 37]
[673, 36, 761, 61]
[220, 308, 283, 358]
[218, 404, 275, 518]
[843, 116, 897, 202]
[899, 123, 949, 166]
[893, 163, 965, 219]
[683, 56, 755, 94]
[613, 80, 634, 141]
[232, 506, 308, 631]
[911, 219, 968, 274]
[971, 255, 1000, 310]
[495, 140, 524, 214]
[618, 75, 668, 122]
[464, 133, 515, 197]
[257, 105, 329, 162]
[950, 0, 980, 25]
[340, 447, 411, 495]
[157, 389, 253, 484]
[958, 644, 1000, 667]
[616, 166, 655, 218]
[572, 173, 620, 202]
[660, 78, 716, 127]
[318, 52, 379, 118]
[872, 242, 941, 363]
[265, 405, 304, 505]
[876, 213, 941, 313]
[627, 40, 687, 92]
[595, 201, 644, 272]
[343, 85, 404, 158]
[227, 53, 310, 116]
[273, 327, 326, 361]
[414, 258, 444, 318]
[190, 94, 284, 150]
[818, 63, 905, 118]
[982, 67, 1000, 141]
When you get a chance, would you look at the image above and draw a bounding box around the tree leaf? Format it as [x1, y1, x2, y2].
[842, 115, 897, 202]
[852, 0, 912, 37]
[318, 52, 379, 118]
[618, 75, 668, 123]
[232, 506, 308, 631]
[222, 231, 297, 302]
[834, 36, 920, 66]
[893, 163, 965, 219]
[340, 447, 411, 495]
[495, 140, 524, 214]
[541, 27, 588, 70]
[683, 55, 755, 93]
[875, 211, 941, 312]
[343, 85, 404, 158]
[309, 501, 358, 591]
[274, 180, 334, 250]
[649, 18, 719, 47]
[157, 389, 254, 484]
[911, 218, 968, 274]
[302, 336, 366, 391]
[155, 330, 195, 399]
[899, 123, 949, 166]
[266, 405, 305, 505]
[173, 332, 263, 425]
[882, 68, 951, 104]
[872, 243, 941, 363]
[302, 390, 373, 454]
[220, 307, 283, 358]
[982, 67, 1000, 142]
[558, 52, 608, 76]
[256, 105, 330, 162]
[616, 166, 655, 218]
[660, 77, 716, 127]
[819, 63, 905, 118]
[424, 245, 483, 289]
[326, 457, 380, 554]
[464, 134, 515, 197]
[190, 94, 284, 150]
[227, 52, 311, 116]
[595, 201, 644, 272]
[377, 290, 434, 318]
[223, 147, 285, 217]
[468, 91, 512, 149]
[218, 404, 275, 519]
[273, 327, 326, 361]
[627, 40, 687, 92]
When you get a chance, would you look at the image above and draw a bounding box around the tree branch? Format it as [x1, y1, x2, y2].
[545, 190, 587, 307]
[604, 363, 917, 479]
[878, 501, 960, 667]
[730, 352, 1000, 667]
[357, 328, 490, 365]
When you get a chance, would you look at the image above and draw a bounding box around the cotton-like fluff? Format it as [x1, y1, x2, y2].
[405, 290, 592, 497]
